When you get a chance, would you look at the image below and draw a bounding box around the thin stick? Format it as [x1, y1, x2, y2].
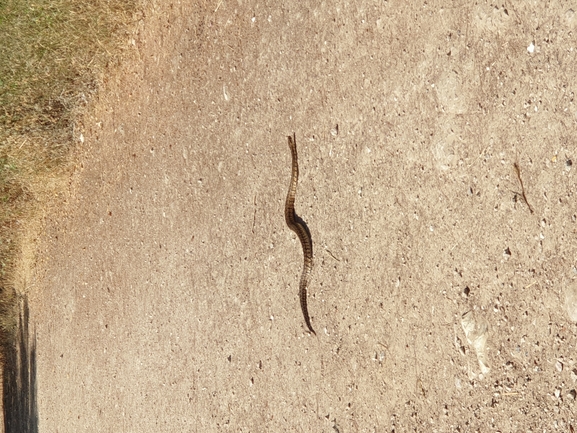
[513, 162, 534, 214]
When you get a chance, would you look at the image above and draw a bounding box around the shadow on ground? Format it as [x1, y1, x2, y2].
[3, 296, 38, 433]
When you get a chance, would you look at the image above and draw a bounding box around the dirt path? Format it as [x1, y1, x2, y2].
[27, 2, 577, 431]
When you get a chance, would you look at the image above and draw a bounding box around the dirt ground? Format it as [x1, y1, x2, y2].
[21, 1, 577, 431]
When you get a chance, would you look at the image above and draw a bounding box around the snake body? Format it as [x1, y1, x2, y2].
[285, 133, 316, 335]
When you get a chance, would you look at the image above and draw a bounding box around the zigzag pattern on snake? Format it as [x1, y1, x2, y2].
[285, 133, 316, 335]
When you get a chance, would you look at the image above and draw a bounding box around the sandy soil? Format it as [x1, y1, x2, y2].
[24, 1, 577, 431]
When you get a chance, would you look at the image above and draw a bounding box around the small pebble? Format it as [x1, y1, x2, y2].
[556, 360, 563, 372]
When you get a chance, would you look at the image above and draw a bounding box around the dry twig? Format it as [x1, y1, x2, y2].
[513, 162, 534, 214]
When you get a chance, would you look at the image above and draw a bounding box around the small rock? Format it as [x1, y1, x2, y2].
[461, 310, 490, 375]
[556, 360, 564, 372]
[564, 279, 577, 321]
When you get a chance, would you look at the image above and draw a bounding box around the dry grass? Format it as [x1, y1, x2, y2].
[0, 0, 141, 352]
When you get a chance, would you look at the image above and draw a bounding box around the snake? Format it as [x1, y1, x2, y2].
[285, 133, 316, 335]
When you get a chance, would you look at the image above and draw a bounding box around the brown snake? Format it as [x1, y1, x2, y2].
[285, 133, 316, 335]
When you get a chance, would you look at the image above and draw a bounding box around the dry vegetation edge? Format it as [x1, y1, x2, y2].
[0, 0, 143, 430]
